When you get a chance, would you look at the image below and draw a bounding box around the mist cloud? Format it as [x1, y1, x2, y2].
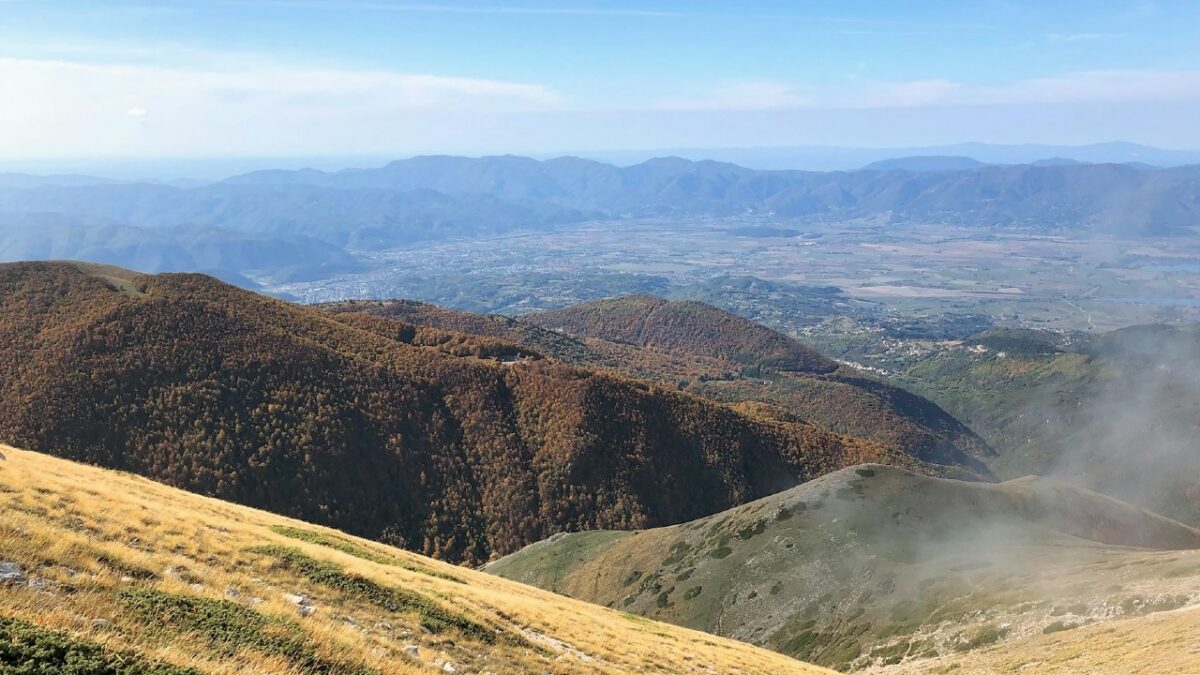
[654, 69, 1200, 111]
[1036, 328, 1200, 524]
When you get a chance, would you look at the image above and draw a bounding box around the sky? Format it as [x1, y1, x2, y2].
[2, 0, 1199, 163]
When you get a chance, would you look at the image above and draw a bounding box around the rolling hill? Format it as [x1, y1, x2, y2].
[487, 464, 1200, 672]
[523, 295, 841, 375]
[524, 296, 995, 478]
[0, 444, 827, 674]
[323, 297, 995, 480]
[0, 261, 938, 566]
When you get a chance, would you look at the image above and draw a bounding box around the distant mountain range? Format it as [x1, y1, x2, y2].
[0, 218, 362, 285]
[586, 141, 1200, 171]
[1, 153, 1198, 282]
[221, 155, 1200, 236]
[8, 141, 1195, 179]
[860, 155, 990, 172]
[0, 172, 120, 189]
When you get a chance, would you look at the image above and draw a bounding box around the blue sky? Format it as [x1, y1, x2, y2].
[2, 0, 1199, 160]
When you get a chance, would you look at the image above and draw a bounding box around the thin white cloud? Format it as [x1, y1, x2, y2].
[227, 0, 994, 29]
[1045, 32, 1122, 42]
[0, 57, 562, 157]
[653, 70, 1200, 111]
[4, 51, 1198, 158]
[235, 1, 680, 17]
[944, 70, 1200, 107]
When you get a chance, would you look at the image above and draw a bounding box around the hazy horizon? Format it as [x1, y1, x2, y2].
[5, 138, 1200, 181]
[4, 0, 1200, 161]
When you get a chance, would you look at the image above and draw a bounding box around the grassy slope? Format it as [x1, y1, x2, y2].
[487, 465, 1200, 673]
[875, 603, 1200, 675]
[0, 444, 827, 674]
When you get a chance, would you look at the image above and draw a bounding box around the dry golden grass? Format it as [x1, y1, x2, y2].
[880, 604, 1200, 675]
[0, 444, 829, 674]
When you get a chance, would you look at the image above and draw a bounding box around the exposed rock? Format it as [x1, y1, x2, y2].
[0, 562, 25, 585]
[520, 628, 596, 663]
[442, 662, 457, 673]
[224, 586, 240, 598]
[284, 592, 315, 616]
[402, 645, 420, 658]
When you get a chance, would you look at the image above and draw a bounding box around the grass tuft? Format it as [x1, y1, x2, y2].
[118, 588, 371, 674]
[268, 526, 462, 583]
[0, 613, 199, 675]
[250, 545, 510, 646]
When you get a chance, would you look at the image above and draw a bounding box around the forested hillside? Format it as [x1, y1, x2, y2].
[524, 296, 995, 476]
[525, 295, 840, 374]
[325, 297, 994, 479]
[0, 262, 925, 565]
